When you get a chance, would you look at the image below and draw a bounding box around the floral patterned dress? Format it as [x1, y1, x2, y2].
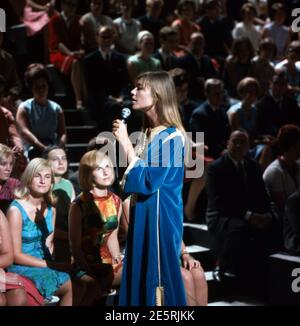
[75, 191, 121, 290]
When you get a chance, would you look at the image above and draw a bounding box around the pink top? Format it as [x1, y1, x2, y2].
[0, 177, 20, 213]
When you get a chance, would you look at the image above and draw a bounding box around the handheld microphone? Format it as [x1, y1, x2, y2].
[121, 107, 131, 124]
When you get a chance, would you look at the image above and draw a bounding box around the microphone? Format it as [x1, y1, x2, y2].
[120, 107, 131, 124]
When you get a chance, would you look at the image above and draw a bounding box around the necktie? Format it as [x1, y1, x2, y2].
[105, 53, 110, 63]
[237, 161, 248, 192]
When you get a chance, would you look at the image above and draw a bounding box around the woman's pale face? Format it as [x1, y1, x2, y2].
[141, 36, 154, 54]
[48, 149, 68, 177]
[92, 158, 114, 189]
[131, 82, 154, 111]
[30, 168, 52, 195]
[0, 155, 14, 182]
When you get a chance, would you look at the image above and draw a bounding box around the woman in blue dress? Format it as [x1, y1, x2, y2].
[113, 71, 187, 306]
[6, 158, 86, 305]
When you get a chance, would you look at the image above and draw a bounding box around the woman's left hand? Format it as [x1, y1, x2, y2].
[112, 119, 129, 148]
[182, 254, 201, 270]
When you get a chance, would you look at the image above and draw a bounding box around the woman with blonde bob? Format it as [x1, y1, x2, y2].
[6, 158, 86, 305]
[112, 71, 205, 306]
[69, 150, 123, 297]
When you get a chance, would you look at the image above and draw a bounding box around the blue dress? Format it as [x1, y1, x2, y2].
[119, 127, 187, 306]
[7, 200, 70, 299]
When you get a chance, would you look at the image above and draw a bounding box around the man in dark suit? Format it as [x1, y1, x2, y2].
[83, 25, 129, 132]
[178, 32, 217, 101]
[190, 79, 230, 159]
[257, 73, 300, 137]
[153, 26, 180, 72]
[205, 130, 280, 290]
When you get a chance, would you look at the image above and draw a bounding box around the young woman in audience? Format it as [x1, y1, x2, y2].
[6, 158, 87, 306]
[69, 150, 123, 296]
[127, 30, 161, 84]
[0, 209, 29, 306]
[43, 146, 75, 263]
[16, 64, 66, 160]
[0, 144, 20, 214]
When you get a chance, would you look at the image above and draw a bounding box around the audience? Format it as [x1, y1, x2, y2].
[16, 64, 67, 159]
[263, 124, 300, 220]
[0, 31, 22, 115]
[113, 0, 141, 56]
[43, 145, 75, 263]
[0, 144, 20, 214]
[2, 0, 300, 305]
[80, 0, 114, 53]
[127, 30, 161, 84]
[206, 129, 280, 295]
[48, 0, 86, 110]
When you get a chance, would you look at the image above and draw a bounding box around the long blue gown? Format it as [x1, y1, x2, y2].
[119, 127, 187, 306]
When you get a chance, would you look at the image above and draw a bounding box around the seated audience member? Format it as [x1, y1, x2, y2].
[190, 78, 231, 159]
[113, 0, 141, 56]
[252, 38, 276, 97]
[138, 0, 165, 50]
[6, 158, 89, 306]
[227, 77, 260, 145]
[127, 30, 161, 84]
[0, 208, 39, 306]
[43, 146, 75, 263]
[0, 144, 20, 214]
[0, 31, 22, 115]
[178, 32, 217, 102]
[69, 151, 123, 295]
[256, 72, 300, 138]
[223, 37, 255, 98]
[180, 241, 207, 306]
[261, 2, 291, 60]
[83, 25, 129, 132]
[0, 75, 23, 154]
[22, 0, 56, 37]
[206, 129, 280, 292]
[284, 189, 300, 256]
[16, 64, 67, 160]
[48, 0, 86, 110]
[80, 0, 114, 53]
[275, 41, 300, 103]
[169, 68, 198, 131]
[196, 0, 232, 67]
[171, 0, 200, 48]
[169, 68, 204, 222]
[232, 3, 261, 52]
[153, 26, 180, 71]
[263, 125, 300, 220]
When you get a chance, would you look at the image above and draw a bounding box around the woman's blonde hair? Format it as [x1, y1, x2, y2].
[79, 150, 115, 192]
[0, 144, 15, 164]
[14, 158, 55, 206]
